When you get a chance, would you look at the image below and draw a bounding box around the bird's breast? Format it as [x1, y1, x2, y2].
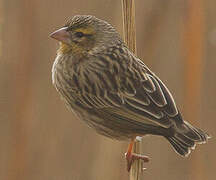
[52, 54, 80, 94]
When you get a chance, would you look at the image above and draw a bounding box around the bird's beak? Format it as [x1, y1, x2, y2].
[50, 27, 71, 45]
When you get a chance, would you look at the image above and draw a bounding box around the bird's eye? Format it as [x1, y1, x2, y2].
[74, 32, 84, 38]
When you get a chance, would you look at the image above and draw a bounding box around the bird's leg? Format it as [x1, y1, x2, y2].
[125, 138, 150, 172]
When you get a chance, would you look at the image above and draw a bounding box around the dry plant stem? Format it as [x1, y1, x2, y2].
[121, 0, 136, 53]
[121, 0, 148, 179]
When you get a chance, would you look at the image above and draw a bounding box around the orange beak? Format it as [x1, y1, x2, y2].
[50, 27, 71, 45]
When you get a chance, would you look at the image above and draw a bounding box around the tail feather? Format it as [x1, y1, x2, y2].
[166, 121, 210, 157]
[168, 137, 191, 156]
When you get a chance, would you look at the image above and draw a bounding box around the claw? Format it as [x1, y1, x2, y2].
[125, 151, 150, 171]
[125, 137, 150, 172]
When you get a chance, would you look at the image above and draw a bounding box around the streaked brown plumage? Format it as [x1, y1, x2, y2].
[50, 15, 210, 171]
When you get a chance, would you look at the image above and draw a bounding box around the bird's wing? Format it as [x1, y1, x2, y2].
[75, 46, 179, 128]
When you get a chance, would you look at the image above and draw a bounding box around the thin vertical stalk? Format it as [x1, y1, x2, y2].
[183, 0, 205, 179]
[121, 1, 142, 180]
[121, 0, 137, 53]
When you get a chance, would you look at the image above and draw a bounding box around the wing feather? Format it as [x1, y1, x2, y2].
[143, 74, 167, 107]
[71, 46, 179, 129]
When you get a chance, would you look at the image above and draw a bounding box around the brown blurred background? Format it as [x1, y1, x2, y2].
[0, 0, 215, 180]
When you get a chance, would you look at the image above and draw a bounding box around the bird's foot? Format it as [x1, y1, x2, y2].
[125, 152, 150, 172]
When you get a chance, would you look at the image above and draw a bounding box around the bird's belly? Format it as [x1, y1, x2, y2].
[71, 105, 151, 140]
[77, 111, 133, 140]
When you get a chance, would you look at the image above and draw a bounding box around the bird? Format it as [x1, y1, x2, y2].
[50, 15, 210, 171]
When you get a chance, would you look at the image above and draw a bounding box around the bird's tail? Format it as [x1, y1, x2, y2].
[166, 121, 210, 157]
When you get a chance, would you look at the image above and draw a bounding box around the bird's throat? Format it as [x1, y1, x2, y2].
[57, 42, 86, 58]
[57, 42, 72, 55]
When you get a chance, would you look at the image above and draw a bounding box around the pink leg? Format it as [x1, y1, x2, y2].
[125, 138, 150, 172]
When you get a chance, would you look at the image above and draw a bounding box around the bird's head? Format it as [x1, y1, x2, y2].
[50, 15, 122, 56]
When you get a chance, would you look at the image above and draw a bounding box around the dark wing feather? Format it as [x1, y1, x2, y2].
[74, 46, 179, 129]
